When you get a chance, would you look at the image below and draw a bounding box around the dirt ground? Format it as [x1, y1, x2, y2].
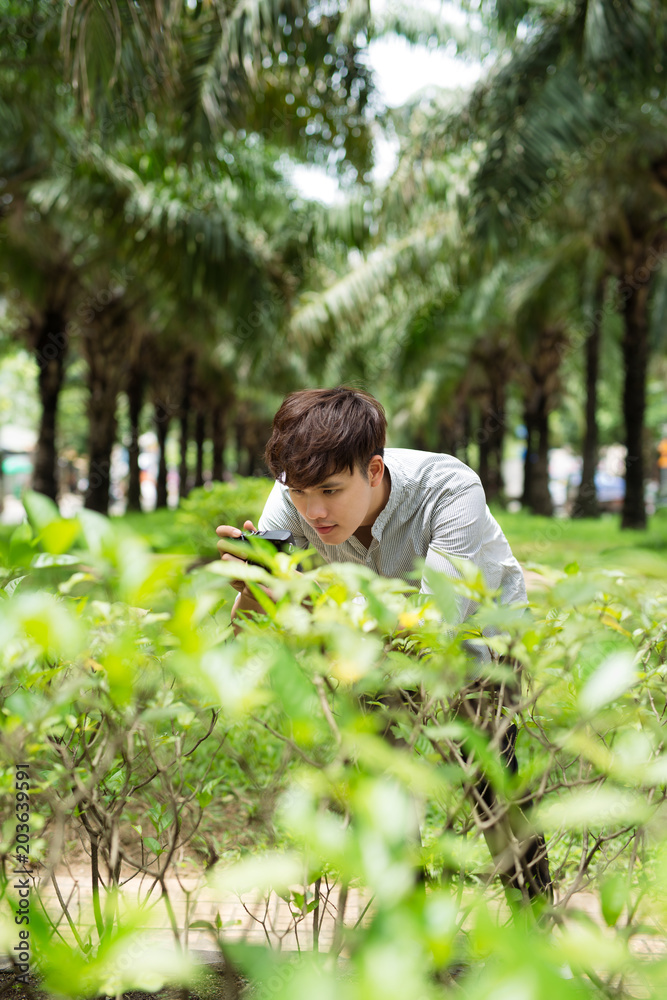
[0, 968, 246, 1000]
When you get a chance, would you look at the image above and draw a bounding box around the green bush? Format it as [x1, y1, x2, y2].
[116, 505, 197, 555]
[115, 477, 274, 558]
[1, 491, 667, 999]
[177, 477, 274, 561]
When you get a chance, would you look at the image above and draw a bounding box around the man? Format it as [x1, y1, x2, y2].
[216, 386, 527, 628]
[216, 386, 551, 902]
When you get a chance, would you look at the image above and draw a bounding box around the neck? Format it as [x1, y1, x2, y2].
[364, 467, 391, 528]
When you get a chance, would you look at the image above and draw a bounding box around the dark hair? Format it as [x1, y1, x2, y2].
[265, 387, 386, 488]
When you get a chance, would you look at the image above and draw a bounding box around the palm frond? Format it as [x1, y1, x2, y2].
[371, 1, 490, 60]
[313, 195, 372, 246]
[289, 212, 458, 347]
[26, 140, 283, 305]
[468, 0, 534, 36]
[439, 0, 665, 249]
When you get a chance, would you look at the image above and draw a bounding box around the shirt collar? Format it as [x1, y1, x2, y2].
[371, 451, 408, 541]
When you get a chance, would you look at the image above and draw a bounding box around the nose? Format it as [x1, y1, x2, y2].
[305, 496, 327, 521]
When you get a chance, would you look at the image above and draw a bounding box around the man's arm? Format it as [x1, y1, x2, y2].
[422, 481, 488, 624]
[216, 482, 309, 630]
[216, 519, 273, 631]
[230, 586, 268, 633]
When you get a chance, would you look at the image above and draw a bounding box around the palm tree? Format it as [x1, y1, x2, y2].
[0, 4, 82, 501]
[2, 0, 380, 511]
[571, 266, 608, 519]
[124, 329, 153, 512]
[0, 228, 77, 502]
[148, 339, 181, 510]
[82, 290, 137, 513]
[441, 0, 667, 527]
[59, 0, 375, 177]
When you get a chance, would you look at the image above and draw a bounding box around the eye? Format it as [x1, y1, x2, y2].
[323, 489, 337, 495]
[290, 488, 303, 495]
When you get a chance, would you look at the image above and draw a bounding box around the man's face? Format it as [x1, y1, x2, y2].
[287, 459, 384, 544]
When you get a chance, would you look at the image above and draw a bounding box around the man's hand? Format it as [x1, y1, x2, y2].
[216, 520, 257, 594]
[216, 521, 276, 630]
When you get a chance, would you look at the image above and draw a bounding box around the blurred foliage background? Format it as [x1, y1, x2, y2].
[0, 0, 666, 529]
[3, 2, 667, 998]
[0, 493, 666, 998]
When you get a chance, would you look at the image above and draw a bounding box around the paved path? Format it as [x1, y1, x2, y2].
[20, 866, 367, 954]
[11, 864, 667, 959]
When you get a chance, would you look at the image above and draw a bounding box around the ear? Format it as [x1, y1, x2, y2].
[367, 455, 385, 488]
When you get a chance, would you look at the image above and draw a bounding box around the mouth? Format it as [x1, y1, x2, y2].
[313, 524, 336, 535]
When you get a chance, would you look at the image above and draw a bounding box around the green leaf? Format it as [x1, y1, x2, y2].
[59, 571, 97, 595]
[552, 575, 601, 606]
[77, 508, 115, 558]
[205, 559, 274, 586]
[600, 875, 628, 927]
[211, 852, 304, 895]
[189, 920, 216, 932]
[23, 490, 60, 532]
[522, 629, 540, 652]
[143, 836, 163, 855]
[536, 786, 651, 830]
[13, 590, 83, 657]
[422, 566, 458, 622]
[579, 651, 637, 713]
[9, 522, 35, 568]
[40, 518, 81, 555]
[269, 647, 315, 722]
[31, 552, 80, 568]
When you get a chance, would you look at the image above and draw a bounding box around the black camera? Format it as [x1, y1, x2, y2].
[230, 530, 301, 573]
[236, 529, 296, 552]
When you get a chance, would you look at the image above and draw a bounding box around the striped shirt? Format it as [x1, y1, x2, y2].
[258, 447, 527, 624]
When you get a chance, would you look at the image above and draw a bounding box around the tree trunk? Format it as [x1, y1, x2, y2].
[437, 413, 460, 459]
[531, 393, 553, 516]
[460, 405, 471, 467]
[521, 394, 553, 516]
[620, 282, 649, 530]
[194, 410, 205, 488]
[477, 388, 505, 504]
[246, 437, 259, 477]
[573, 278, 606, 519]
[155, 406, 170, 509]
[83, 309, 132, 514]
[235, 412, 247, 476]
[479, 420, 490, 495]
[179, 353, 194, 500]
[32, 309, 68, 501]
[126, 364, 145, 512]
[520, 327, 563, 516]
[84, 367, 119, 514]
[489, 403, 505, 503]
[211, 405, 226, 481]
[521, 411, 534, 509]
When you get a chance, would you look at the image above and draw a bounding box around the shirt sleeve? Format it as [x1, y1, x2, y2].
[422, 479, 488, 623]
[257, 480, 310, 549]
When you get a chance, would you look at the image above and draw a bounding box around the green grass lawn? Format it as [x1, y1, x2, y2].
[117, 507, 197, 554]
[493, 505, 667, 578]
[6, 495, 665, 581]
[113, 503, 667, 580]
